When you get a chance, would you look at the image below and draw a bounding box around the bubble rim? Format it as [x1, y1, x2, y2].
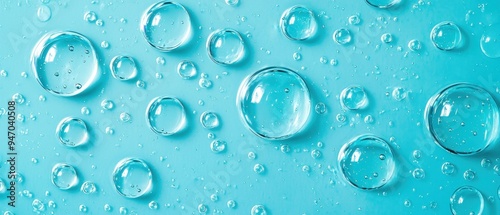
[430, 21, 462, 51]
[145, 96, 187, 136]
[365, 0, 401, 9]
[140, 1, 192, 52]
[55, 117, 89, 147]
[112, 157, 153, 198]
[337, 134, 396, 190]
[235, 66, 312, 140]
[424, 83, 500, 156]
[109, 55, 138, 81]
[279, 5, 317, 41]
[449, 185, 484, 215]
[30, 31, 99, 97]
[206, 28, 246, 65]
[51, 163, 78, 190]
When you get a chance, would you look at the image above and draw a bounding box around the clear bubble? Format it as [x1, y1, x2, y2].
[56, 117, 89, 147]
[340, 86, 368, 110]
[83, 11, 97, 23]
[110, 55, 138, 81]
[248, 152, 256, 160]
[408, 39, 422, 51]
[425, 83, 499, 155]
[198, 204, 208, 213]
[51, 163, 78, 190]
[225, 0, 239, 6]
[364, 115, 374, 124]
[227, 200, 237, 209]
[140, 1, 192, 51]
[253, 164, 265, 174]
[101, 99, 114, 110]
[32, 199, 45, 212]
[430, 21, 462, 51]
[101, 40, 110, 49]
[279, 5, 317, 41]
[136, 80, 146, 89]
[412, 168, 425, 179]
[392, 87, 407, 101]
[441, 162, 456, 175]
[199, 78, 212, 88]
[480, 24, 500, 58]
[120, 112, 132, 123]
[207, 28, 245, 65]
[79, 205, 88, 212]
[404, 200, 411, 207]
[177, 61, 197, 79]
[450, 186, 484, 215]
[210, 140, 226, 153]
[37, 5, 52, 22]
[0, 178, 5, 193]
[315, 102, 327, 114]
[251, 205, 267, 215]
[381, 33, 393, 43]
[293, 52, 302, 61]
[236, 67, 311, 140]
[104, 204, 112, 212]
[311, 149, 321, 159]
[333, 28, 352, 45]
[146, 97, 187, 136]
[149, 201, 159, 210]
[200, 111, 220, 129]
[349, 15, 361, 25]
[112, 158, 153, 198]
[81, 181, 97, 194]
[12, 93, 25, 104]
[365, 0, 401, 8]
[338, 134, 396, 190]
[31, 31, 99, 96]
[480, 158, 491, 168]
[463, 169, 475, 180]
[95, 19, 104, 26]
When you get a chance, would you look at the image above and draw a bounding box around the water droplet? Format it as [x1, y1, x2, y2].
[441, 162, 456, 175]
[315, 102, 327, 114]
[381, 33, 393, 43]
[149, 201, 158, 210]
[463, 169, 476, 180]
[210, 140, 227, 153]
[31, 31, 99, 96]
[32, 199, 45, 212]
[118, 112, 132, 123]
[79, 204, 88, 212]
[412, 150, 422, 159]
[37, 5, 51, 22]
[51, 163, 78, 190]
[450, 186, 484, 215]
[200, 111, 220, 129]
[412, 168, 425, 179]
[110, 55, 138, 81]
[280, 5, 317, 40]
[81, 107, 90, 115]
[366, 0, 401, 8]
[364, 115, 374, 124]
[225, 0, 239, 6]
[56, 117, 89, 147]
[156, 57, 165, 65]
[236, 67, 311, 140]
[104, 204, 112, 212]
[404, 199, 412, 207]
[112, 158, 153, 198]
[198, 204, 208, 213]
[12, 93, 25, 104]
[408, 39, 422, 51]
[253, 164, 265, 174]
[480, 24, 500, 58]
[480, 158, 492, 168]
[95, 19, 104, 26]
[177, 61, 197, 79]
[83, 11, 97, 23]
[311, 149, 322, 159]
[425, 83, 499, 155]
[146, 97, 187, 136]
[280, 145, 291, 153]
[392, 87, 407, 101]
[340, 86, 368, 110]
[101, 99, 114, 110]
[338, 134, 396, 190]
[251, 205, 267, 215]
[81, 181, 97, 194]
[333, 28, 352, 45]
[227, 200, 237, 209]
[430, 21, 462, 51]
[348, 15, 361, 25]
[140, 2, 192, 51]
[292, 52, 302, 61]
[207, 28, 245, 65]
[248, 152, 256, 160]
[199, 78, 212, 88]
[0, 178, 6, 193]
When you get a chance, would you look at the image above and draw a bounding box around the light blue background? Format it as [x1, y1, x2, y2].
[0, 0, 500, 214]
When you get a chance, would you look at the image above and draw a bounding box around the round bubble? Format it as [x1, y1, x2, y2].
[206, 28, 245, 65]
[146, 96, 187, 136]
[430, 21, 462, 51]
[112, 158, 153, 198]
[279, 5, 317, 41]
[56, 117, 89, 147]
[450, 186, 484, 215]
[365, 0, 401, 8]
[51, 163, 79, 190]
